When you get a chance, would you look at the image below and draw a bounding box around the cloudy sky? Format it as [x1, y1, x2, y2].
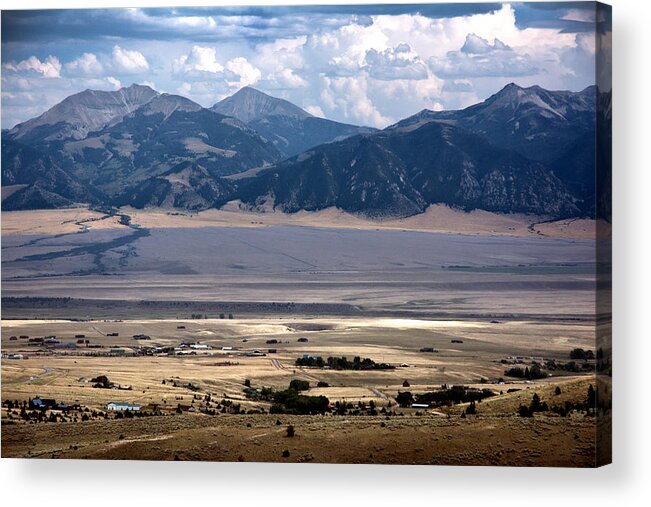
[1, 2, 608, 129]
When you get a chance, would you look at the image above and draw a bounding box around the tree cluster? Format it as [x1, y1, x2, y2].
[296, 355, 394, 370]
[504, 363, 548, 380]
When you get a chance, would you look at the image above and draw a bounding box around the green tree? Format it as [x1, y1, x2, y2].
[396, 391, 414, 407]
[288, 379, 310, 391]
[530, 393, 542, 413]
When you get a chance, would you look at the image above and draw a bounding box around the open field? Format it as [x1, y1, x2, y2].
[2, 204, 598, 239]
[2, 312, 602, 465]
[1, 207, 125, 236]
[1, 205, 607, 465]
[2, 408, 599, 466]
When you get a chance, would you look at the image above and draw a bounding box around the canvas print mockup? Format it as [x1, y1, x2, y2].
[0, 2, 612, 466]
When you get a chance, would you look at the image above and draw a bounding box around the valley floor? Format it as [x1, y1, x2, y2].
[0, 205, 609, 466]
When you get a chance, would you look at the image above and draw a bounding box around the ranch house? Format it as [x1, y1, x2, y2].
[107, 401, 141, 411]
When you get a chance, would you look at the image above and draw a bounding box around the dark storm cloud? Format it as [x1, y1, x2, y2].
[1, 5, 506, 44]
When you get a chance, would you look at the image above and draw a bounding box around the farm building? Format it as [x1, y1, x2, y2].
[107, 402, 141, 411]
[53, 342, 77, 349]
[30, 398, 57, 409]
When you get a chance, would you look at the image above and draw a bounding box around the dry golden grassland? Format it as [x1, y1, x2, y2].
[1, 315, 601, 465]
[1, 208, 124, 236]
[120, 202, 598, 240]
[1, 205, 606, 465]
[2, 204, 597, 240]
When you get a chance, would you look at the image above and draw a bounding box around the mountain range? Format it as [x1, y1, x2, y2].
[212, 86, 376, 158]
[2, 82, 608, 220]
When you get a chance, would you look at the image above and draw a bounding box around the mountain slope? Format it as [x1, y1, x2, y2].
[6, 84, 159, 145]
[1, 139, 102, 210]
[596, 89, 612, 222]
[549, 131, 596, 215]
[116, 161, 233, 210]
[212, 87, 375, 158]
[391, 83, 596, 164]
[235, 121, 578, 218]
[237, 135, 425, 217]
[211, 86, 309, 123]
[59, 93, 283, 194]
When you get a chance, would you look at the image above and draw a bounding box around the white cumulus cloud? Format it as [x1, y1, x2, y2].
[3, 55, 62, 78]
[304, 105, 325, 118]
[429, 33, 537, 78]
[112, 46, 150, 74]
[64, 53, 103, 76]
[175, 46, 224, 74]
[365, 43, 429, 80]
[225, 57, 261, 88]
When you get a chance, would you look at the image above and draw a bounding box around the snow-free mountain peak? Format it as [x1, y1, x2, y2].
[136, 93, 203, 119]
[7, 84, 159, 144]
[211, 86, 375, 157]
[211, 86, 311, 123]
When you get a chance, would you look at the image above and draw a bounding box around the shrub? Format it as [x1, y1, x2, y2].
[316, 381, 330, 388]
[288, 379, 310, 391]
[570, 348, 595, 360]
[286, 425, 295, 438]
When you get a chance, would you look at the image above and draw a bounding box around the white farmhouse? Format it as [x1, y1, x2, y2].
[107, 401, 141, 411]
